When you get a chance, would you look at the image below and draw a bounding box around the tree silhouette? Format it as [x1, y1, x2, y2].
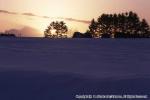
[89, 19, 99, 38]
[0, 33, 16, 37]
[72, 31, 92, 38]
[89, 11, 150, 38]
[84, 30, 93, 38]
[73, 32, 85, 38]
[139, 19, 150, 38]
[44, 21, 68, 38]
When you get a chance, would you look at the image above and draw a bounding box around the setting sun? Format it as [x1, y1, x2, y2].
[51, 29, 56, 35]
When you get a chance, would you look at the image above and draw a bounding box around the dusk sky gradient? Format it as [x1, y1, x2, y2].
[0, 0, 150, 37]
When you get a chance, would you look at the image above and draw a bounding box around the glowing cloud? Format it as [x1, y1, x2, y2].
[0, 10, 17, 14]
[0, 9, 90, 24]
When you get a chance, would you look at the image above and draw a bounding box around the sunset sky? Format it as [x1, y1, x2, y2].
[0, 0, 150, 37]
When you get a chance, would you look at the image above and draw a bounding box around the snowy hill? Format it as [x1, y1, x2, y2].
[0, 38, 150, 100]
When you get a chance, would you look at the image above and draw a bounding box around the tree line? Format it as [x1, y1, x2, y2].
[0, 32, 16, 37]
[45, 11, 150, 38]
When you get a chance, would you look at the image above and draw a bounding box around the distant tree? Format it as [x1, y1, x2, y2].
[84, 31, 92, 38]
[0, 33, 16, 37]
[89, 11, 150, 38]
[72, 31, 92, 38]
[44, 21, 68, 38]
[72, 32, 85, 38]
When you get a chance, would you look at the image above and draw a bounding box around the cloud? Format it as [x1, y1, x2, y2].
[22, 13, 37, 17]
[22, 13, 51, 19]
[0, 9, 91, 24]
[5, 26, 42, 37]
[20, 26, 42, 37]
[41, 16, 50, 19]
[64, 18, 91, 24]
[0, 20, 24, 32]
[0, 10, 17, 15]
[51, 17, 90, 24]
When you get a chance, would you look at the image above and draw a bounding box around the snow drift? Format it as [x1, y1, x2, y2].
[0, 38, 149, 100]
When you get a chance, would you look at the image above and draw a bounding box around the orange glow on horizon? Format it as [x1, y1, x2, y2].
[0, 0, 150, 37]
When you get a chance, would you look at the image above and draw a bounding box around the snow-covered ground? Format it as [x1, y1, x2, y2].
[0, 38, 150, 100]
